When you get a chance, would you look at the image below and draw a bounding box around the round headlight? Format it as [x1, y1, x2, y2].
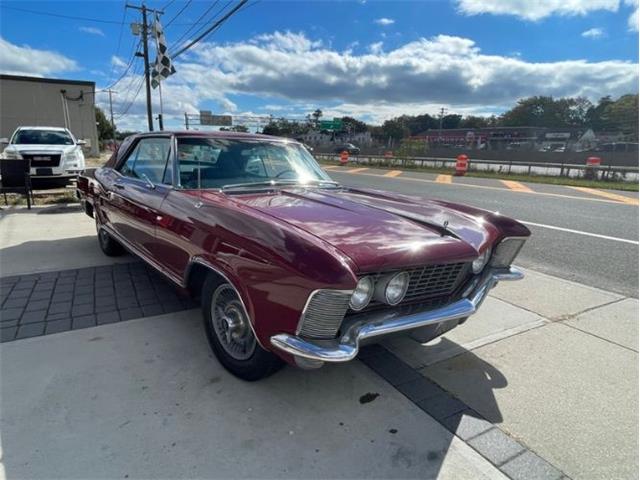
[472, 248, 492, 274]
[349, 276, 374, 311]
[384, 272, 410, 305]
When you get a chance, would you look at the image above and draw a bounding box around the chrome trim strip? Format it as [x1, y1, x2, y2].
[101, 223, 184, 287]
[270, 266, 524, 363]
[186, 257, 267, 350]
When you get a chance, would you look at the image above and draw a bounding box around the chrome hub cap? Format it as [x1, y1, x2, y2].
[211, 284, 256, 360]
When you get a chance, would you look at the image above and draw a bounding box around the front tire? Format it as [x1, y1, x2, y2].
[202, 273, 283, 381]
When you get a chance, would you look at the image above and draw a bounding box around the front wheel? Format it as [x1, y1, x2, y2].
[202, 273, 283, 381]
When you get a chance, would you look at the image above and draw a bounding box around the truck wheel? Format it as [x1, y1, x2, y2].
[202, 273, 283, 381]
[96, 218, 125, 257]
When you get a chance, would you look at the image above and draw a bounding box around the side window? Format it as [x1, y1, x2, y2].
[119, 137, 171, 184]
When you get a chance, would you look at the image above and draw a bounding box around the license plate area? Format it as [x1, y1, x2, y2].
[35, 167, 53, 176]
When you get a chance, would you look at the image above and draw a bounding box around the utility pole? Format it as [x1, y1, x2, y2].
[127, 3, 164, 132]
[105, 88, 117, 137]
[438, 107, 447, 143]
[184, 112, 189, 130]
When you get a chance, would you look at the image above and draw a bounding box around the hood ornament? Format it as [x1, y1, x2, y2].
[442, 220, 449, 236]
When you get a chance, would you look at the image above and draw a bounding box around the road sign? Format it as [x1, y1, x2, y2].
[200, 110, 232, 126]
[319, 118, 344, 131]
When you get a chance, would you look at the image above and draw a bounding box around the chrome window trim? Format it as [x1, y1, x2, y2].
[490, 236, 527, 268]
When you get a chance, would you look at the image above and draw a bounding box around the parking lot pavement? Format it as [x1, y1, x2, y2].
[385, 270, 639, 480]
[0, 310, 506, 480]
[0, 205, 132, 277]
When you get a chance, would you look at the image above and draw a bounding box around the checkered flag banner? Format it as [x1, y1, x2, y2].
[151, 15, 176, 89]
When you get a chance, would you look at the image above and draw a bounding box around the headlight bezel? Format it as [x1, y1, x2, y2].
[373, 271, 410, 306]
[349, 276, 374, 311]
[490, 237, 527, 268]
[472, 247, 492, 274]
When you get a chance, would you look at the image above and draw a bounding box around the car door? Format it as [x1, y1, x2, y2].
[104, 136, 173, 261]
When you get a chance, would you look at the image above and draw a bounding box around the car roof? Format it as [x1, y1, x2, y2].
[133, 130, 297, 143]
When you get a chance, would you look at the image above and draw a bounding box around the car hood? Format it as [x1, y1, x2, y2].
[224, 187, 501, 272]
[7, 144, 76, 154]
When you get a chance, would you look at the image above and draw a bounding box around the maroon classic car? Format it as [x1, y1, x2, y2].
[77, 131, 530, 380]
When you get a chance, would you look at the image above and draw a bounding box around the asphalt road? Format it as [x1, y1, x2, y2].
[327, 169, 639, 298]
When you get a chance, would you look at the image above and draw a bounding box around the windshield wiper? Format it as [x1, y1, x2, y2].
[221, 179, 300, 191]
[222, 179, 340, 191]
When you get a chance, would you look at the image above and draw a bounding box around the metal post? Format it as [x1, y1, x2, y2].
[141, 5, 153, 131]
[184, 112, 189, 130]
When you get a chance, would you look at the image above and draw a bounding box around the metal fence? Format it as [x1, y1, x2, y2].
[314, 153, 639, 183]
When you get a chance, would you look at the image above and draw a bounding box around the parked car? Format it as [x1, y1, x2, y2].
[1, 126, 86, 180]
[333, 143, 360, 155]
[77, 131, 530, 381]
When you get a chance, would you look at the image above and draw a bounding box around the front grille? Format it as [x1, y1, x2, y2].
[22, 153, 61, 167]
[404, 262, 468, 301]
[297, 290, 351, 339]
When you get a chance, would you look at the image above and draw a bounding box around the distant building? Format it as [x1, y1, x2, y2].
[300, 129, 373, 147]
[0, 74, 99, 155]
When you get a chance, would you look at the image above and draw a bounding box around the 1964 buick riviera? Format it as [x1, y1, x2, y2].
[77, 131, 530, 380]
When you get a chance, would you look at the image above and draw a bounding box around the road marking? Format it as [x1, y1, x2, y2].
[328, 168, 637, 206]
[520, 220, 639, 245]
[384, 170, 403, 177]
[323, 165, 340, 170]
[347, 167, 369, 173]
[501, 180, 533, 193]
[435, 174, 452, 184]
[569, 186, 639, 206]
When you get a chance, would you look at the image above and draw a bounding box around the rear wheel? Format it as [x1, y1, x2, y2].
[96, 216, 125, 257]
[202, 273, 283, 381]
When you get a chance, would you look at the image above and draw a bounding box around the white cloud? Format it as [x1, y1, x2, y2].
[99, 31, 638, 129]
[0, 37, 78, 77]
[374, 17, 395, 26]
[79, 26, 105, 37]
[625, 0, 639, 30]
[111, 55, 128, 69]
[582, 27, 606, 37]
[368, 41, 384, 54]
[456, 0, 619, 20]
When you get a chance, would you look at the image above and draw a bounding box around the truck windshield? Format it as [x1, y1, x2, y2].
[177, 137, 335, 189]
[13, 130, 74, 145]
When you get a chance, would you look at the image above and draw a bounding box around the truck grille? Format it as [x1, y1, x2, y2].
[21, 153, 61, 167]
[297, 290, 351, 339]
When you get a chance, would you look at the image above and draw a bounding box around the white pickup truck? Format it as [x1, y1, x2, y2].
[1, 126, 86, 180]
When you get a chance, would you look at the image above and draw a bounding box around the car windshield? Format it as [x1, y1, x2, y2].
[177, 137, 336, 189]
[13, 129, 74, 145]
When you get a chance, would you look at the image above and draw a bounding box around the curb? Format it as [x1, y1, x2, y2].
[359, 344, 569, 480]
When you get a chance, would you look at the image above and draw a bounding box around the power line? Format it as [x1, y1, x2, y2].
[162, 0, 177, 10]
[172, 0, 249, 58]
[104, 38, 142, 91]
[168, 0, 222, 52]
[165, 0, 192, 27]
[107, 2, 129, 86]
[115, 75, 145, 119]
[0, 5, 125, 24]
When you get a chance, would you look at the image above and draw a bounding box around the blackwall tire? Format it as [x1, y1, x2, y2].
[202, 272, 283, 381]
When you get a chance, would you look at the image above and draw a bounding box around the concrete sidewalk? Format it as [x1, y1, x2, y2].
[384, 269, 639, 479]
[0, 310, 505, 480]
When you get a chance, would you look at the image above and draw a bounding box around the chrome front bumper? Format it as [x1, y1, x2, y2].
[270, 266, 524, 364]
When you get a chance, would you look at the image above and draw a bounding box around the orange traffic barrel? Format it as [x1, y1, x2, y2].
[455, 154, 469, 176]
[339, 150, 349, 165]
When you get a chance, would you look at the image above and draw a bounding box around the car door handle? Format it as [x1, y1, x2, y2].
[113, 182, 125, 189]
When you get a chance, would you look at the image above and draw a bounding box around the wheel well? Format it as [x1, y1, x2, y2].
[186, 262, 224, 300]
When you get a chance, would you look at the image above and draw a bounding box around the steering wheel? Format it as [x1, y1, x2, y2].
[275, 169, 296, 178]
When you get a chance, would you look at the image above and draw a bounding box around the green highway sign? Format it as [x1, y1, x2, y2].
[319, 118, 344, 131]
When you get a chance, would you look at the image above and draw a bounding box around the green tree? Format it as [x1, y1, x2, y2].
[442, 114, 462, 129]
[341, 116, 368, 133]
[95, 107, 114, 140]
[311, 109, 323, 126]
[459, 115, 490, 129]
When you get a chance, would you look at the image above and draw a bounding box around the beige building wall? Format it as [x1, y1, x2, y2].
[0, 74, 99, 155]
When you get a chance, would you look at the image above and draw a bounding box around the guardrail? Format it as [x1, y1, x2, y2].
[314, 153, 639, 182]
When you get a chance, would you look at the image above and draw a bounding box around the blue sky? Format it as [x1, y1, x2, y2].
[0, 0, 638, 130]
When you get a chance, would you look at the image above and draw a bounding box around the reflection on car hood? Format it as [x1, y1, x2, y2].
[228, 187, 500, 272]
